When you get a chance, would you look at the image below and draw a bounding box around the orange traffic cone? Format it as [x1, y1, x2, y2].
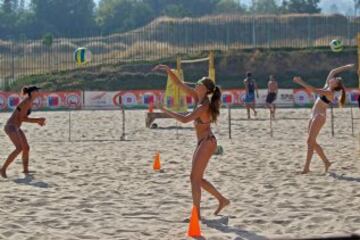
[187, 206, 201, 237]
[153, 151, 161, 170]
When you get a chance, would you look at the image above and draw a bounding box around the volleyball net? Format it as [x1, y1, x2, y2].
[163, 51, 215, 113]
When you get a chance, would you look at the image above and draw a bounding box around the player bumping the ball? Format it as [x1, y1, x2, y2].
[152, 64, 230, 219]
[293, 64, 354, 174]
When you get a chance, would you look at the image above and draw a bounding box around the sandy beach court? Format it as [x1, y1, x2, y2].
[0, 108, 359, 240]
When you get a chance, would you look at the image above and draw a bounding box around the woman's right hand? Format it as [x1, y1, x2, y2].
[293, 76, 303, 85]
[152, 64, 170, 72]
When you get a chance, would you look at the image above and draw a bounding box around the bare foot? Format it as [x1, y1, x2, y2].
[325, 162, 332, 173]
[0, 168, 7, 178]
[214, 198, 230, 215]
[301, 169, 310, 174]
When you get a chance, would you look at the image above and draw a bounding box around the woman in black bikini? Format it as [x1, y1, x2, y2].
[152, 64, 229, 219]
[1, 86, 46, 178]
[293, 64, 354, 174]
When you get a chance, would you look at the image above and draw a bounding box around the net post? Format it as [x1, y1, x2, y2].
[208, 51, 215, 82]
[331, 105, 335, 137]
[176, 122, 179, 140]
[119, 95, 126, 141]
[228, 104, 232, 139]
[351, 105, 354, 137]
[270, 111, 273, 138]
[176, 56, 181, 72]
[68, 110, 72, 142]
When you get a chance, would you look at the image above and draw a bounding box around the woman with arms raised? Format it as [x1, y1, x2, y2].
[152, 64, 230, 219]
[293, 64, 354, 174]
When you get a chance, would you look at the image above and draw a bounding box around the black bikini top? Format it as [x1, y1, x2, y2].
[16, 106, 31, 116]
[320, 95, 331, 105]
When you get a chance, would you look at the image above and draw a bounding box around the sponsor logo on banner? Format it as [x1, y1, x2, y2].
[222, 91, 234, 105]
[32, 96, 42, 109]
[87, 91, 111, 107]
[294, 89, 314, 106]
[257, 90, 268, 105]
[277, 89, 294, 106]
[8, 94, 20, 109]
[66, 94, 81, 108]
[47, 94, 60, 108]
[122, 92, 137, 105]
[347, 89, 360, 104]
[91, 92, 107, 100]
[142, 92, 156, 105]
[0, 94, 6, 110]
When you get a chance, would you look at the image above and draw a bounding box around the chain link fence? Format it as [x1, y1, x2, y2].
[0, 14, 360, 89]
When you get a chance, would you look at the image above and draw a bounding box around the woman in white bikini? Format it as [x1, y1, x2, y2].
[1, 86, 46, 178]
[152, 64, 230, 219]
[293, 64, 354, 174]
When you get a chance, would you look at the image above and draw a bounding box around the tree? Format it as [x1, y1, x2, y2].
[147, 0, 220, 17]
[251, 0, 280, 14]
[96, 0, 154, 34]
[355, 0, 360, 16]
[215, 0, 245, 13]
[180, 0, 219, 17]
[281, 0, 321, 14]
[329, 4, 339, 14]
[0, 0, 19, 38]
[162, 4, 189, 18]
[31, 0, 96, 37]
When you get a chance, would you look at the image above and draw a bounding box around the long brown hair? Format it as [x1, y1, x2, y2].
[199, 77, 222, 123]
[333, 78, 346, 107]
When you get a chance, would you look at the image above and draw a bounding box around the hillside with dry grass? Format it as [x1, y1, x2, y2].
[1, 14, 359, 90]
[10, 47, 358, 91]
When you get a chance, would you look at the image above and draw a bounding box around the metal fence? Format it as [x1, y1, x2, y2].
[1, 14, 360, 89]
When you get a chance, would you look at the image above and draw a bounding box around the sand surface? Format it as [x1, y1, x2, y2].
[0, 108, 359, 240]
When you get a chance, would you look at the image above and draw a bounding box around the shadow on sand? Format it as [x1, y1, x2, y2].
[328, 172, 360, 183]
[13, 174, 49, 188]
[201, 216, 267, 240]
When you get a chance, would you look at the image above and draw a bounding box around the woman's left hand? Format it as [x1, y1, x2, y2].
[38, 118, 46, 126]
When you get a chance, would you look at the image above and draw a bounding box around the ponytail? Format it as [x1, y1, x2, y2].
[209, 86, 221, 123]
[334, 79, 346, 107]
[198, 77, 221, 122]
[339, 86, 346, 107]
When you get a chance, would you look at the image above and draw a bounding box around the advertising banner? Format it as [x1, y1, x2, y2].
[347, 88, 360, 105]
[0, 88, 358, 111]
[84, 90, 164, 108]
[0, 91, 82, 111]
[84, 91, 118, 108]
[293, 89, 315, 106]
